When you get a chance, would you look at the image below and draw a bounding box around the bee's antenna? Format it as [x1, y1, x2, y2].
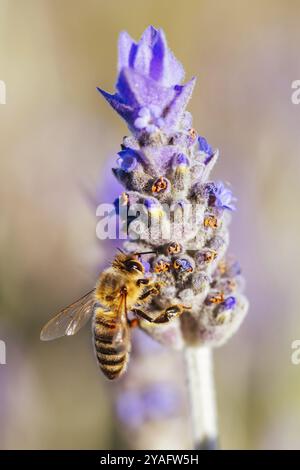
[134, 251, 157, 256]
[117, 247, 125, 254]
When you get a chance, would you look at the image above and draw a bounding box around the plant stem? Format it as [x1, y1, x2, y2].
[184, 346, 218, 450]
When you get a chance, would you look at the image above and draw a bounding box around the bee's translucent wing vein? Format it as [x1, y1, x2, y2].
[40, 289, 95, 341]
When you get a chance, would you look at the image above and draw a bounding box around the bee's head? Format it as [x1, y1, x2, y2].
[113, 253, 145, 277]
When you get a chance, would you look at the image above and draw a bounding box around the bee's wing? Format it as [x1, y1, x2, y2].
[40, 289, 96, 341]
[110, 291, 129, 348]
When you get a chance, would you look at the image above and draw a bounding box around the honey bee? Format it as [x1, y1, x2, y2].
[40, 251, 189, 380]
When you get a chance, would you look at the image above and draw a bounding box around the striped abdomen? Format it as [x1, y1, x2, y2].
[93, 309, 130, 380]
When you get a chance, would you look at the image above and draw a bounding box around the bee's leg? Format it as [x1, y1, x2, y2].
[132, 305, 191, 324]
[118, 286, 128, 321]
[131, 308, 154, 322]
[138, 282, 162, 302]
[152, 305, 185, 323]
[139, 286, 160, 301]
[136, 278, 150, 287]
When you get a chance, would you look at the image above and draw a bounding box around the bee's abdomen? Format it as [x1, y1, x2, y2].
[93, 312, 129, 380]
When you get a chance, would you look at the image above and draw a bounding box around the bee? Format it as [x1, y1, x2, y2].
[40, 251, 189, 380]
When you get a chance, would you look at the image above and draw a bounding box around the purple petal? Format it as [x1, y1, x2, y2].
[163, 78, 196, 129]
[117, 67, 175, 109]
[118, 27, 185, 88]
[134, 117, 148, 129]
[203, 181, 235, 211]
[153, 29, 184, 87]
[166, 47, 185, 86]
[174, 258, 193, 273]
[133, 40, 151, 78]
[140, 25, 157, 46]
[138, 107, 151, 118]
[117, 149, 138, 172]
[149, 104, 161, 118]
[97, 87, 134, 122]
[198, 136, 213, 156]
[219, 296, 236, 311]
[173, 153, 190, 167]
[116, 69, 141, 107]
[118, 31, 136, 71]
[142, 260, 151, 273]
[149, 29, 165, 82]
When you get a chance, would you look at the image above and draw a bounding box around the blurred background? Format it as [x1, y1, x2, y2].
[1, 0, 300, 450]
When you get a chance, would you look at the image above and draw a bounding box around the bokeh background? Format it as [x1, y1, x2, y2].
[1, 0, 300, 450]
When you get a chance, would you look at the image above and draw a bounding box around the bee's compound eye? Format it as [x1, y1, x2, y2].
[125, 260, 144, 273]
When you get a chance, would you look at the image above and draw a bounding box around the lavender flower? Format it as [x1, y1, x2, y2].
[198, 136, 213, 157]
[117, 148, 139, 172]
[203, 181, 236, 211]
[134, 105, 164, 133]
[98, 26, 195, 134]
[98, 26, 248, 350]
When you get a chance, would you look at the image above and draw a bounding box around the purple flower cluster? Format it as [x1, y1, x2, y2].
[98, 26, 195, 134]
[98, 27, 248, 349]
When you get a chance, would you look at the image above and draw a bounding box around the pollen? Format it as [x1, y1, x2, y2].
[154, 260, 171, 273]
[167, 242, 182, 255]
[188, 128, 197, 140]
[151, 176, 168, 194]
[206, 291, 225, 305]
[120, 192, 129, 205]
[204, 250, 218, 263]
[204, 215, 218, 229]
[218, 260, 228, 274]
